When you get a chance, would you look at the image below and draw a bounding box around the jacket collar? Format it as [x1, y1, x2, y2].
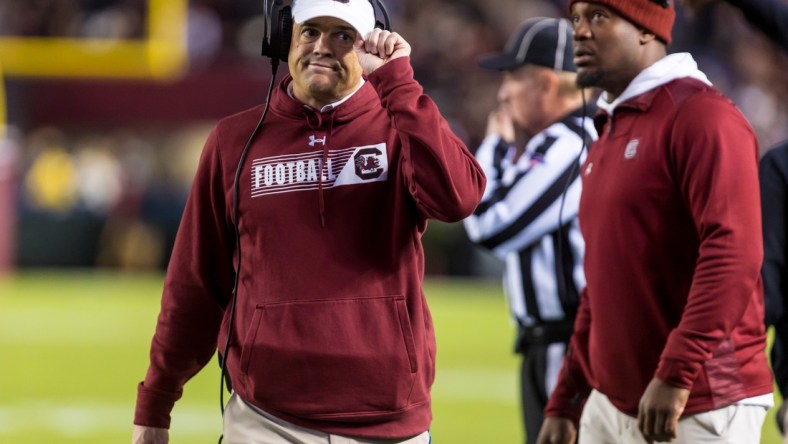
[274, 74, 379, 124]
[596, 52, 711, 116]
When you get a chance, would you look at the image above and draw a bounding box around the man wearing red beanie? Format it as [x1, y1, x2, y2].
[536, 1, 774, 443]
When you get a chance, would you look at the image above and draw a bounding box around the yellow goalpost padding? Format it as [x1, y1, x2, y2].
[0, 63, 5, 138]
[0, 0, 187, 80]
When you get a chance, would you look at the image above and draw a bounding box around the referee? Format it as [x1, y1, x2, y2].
[463, 17, 596, 444]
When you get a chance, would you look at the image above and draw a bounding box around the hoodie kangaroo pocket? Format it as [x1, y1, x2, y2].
[239, 295, 418, 417]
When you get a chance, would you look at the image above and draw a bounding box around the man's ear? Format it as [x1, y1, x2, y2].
[538, 68, 559, 93]
[639, 29, 658, 45]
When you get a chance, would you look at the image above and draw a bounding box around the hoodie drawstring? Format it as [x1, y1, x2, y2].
[314, 111, 336, 228]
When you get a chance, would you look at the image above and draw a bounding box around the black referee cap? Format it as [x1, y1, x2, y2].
[478, 17, 575, 72]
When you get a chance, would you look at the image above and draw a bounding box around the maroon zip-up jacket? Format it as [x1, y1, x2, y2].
[134, 57, 485, 438]
[545, 76, 773, 423]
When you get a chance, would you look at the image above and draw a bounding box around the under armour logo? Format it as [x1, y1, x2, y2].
[309, 135, 326, 146]
[585, 162, 594, 176]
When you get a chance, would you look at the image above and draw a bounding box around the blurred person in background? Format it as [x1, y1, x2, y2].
[761, 140, 788, 442]
[463, 17, 595, 444]
[686, 0, 788, 440]
[681, 0, 788, 50]
[0, 127, 19, 276]
[132, 0, 485, 443]
[537, 1, 773, 443]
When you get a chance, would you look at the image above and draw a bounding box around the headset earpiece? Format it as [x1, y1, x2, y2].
[371, 0, 391, 31]
[276, 6, 293, 62]
[262, 0, 291, 62]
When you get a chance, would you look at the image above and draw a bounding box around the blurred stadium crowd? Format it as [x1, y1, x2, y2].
[0, 0, 786, 274]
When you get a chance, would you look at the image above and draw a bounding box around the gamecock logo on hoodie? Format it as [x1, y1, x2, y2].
[354, 147, 385, 180]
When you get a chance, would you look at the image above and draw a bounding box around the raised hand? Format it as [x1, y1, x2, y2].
[354, 29, 411, 75]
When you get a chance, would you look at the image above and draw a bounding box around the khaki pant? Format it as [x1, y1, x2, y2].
[223, 393, 431, 444]
[579, 389, 767, 444]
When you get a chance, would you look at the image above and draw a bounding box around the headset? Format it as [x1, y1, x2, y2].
[262, 0, 392, 62]
[216, 2, 393, 442]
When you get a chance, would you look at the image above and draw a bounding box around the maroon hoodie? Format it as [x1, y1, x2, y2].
[134, 57, 486, 438]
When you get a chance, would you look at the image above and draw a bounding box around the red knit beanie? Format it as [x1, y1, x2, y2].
[569, 0, 675, 45]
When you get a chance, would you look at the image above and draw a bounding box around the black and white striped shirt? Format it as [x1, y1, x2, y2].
[464, 110, 596, 328]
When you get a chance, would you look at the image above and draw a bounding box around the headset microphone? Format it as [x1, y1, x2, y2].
[553, 87, 591, 400]
[216, 53, 278, 444]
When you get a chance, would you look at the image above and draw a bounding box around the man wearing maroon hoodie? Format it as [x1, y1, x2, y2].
[537, 1, 773, 443]
[131, 0, 486, 443]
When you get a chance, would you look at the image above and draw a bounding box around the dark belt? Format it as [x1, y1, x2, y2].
[515, 319, 574, 353]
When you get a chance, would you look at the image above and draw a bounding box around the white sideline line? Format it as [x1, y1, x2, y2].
[0, 402, 218, 436]
[0, 369, 517, 435]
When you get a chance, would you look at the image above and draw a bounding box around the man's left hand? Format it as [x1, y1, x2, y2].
[637, 377, 690, 443]
[354, 29, 411, 75]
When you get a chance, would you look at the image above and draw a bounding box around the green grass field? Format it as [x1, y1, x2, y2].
[0, 271, 781, 443]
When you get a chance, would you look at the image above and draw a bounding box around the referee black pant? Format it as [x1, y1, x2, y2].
[516, 320, 575, 444]
[520, 342, 567, 444]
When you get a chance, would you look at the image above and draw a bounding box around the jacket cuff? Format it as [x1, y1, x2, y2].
[366, 57, 414, 94]
[654, 358, 699, 389]
[544, 399, 584, 427]
[134, 382, 182, 428]
[544, 384, 586, 427]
